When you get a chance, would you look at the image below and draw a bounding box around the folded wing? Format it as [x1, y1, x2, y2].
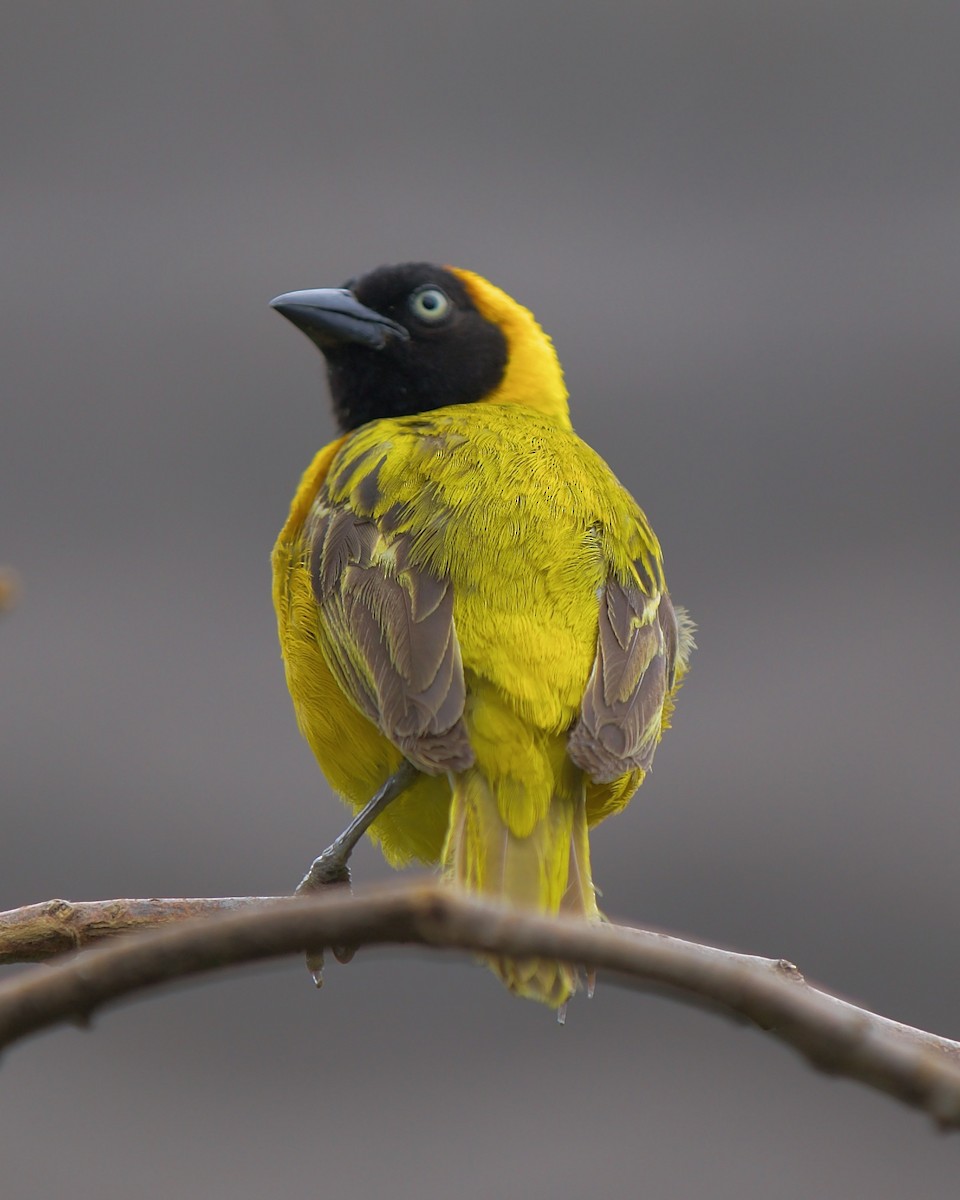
[568, 567, 685, 785]
[308, 499, 474, 776]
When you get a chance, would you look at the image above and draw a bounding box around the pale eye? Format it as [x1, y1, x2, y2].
[409, 286, 452, 323]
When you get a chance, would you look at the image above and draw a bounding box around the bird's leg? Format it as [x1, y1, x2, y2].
[296, 759, 420, 894]
[295, 760, 419, 983]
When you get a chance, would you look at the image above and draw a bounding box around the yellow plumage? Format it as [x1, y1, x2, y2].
[271, 265, 692, 1006]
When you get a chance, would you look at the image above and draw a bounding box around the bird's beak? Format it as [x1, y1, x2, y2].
[269, 288, 410, 351]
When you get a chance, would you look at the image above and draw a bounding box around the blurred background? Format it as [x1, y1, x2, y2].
[3, 3, 959, 1196]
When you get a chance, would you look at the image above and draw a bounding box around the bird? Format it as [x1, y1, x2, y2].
[270, 263, 693, 1008]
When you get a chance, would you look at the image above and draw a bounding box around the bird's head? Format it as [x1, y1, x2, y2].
[270, 263, 570, 432]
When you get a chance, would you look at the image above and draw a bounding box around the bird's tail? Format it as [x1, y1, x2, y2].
[441, 738, 600, 1008]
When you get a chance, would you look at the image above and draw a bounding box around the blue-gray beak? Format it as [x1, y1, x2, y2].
[270, 287, 410, 351]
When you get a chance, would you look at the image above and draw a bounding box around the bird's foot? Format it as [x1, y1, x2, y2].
[294, 761, 420, 984]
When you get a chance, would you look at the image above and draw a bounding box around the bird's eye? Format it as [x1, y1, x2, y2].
[409, 286, 452, 323]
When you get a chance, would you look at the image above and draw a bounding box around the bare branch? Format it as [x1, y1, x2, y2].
[0, 896, 284, 964]
[0, 567, 20, 616]
[2, 882, 960, 1129]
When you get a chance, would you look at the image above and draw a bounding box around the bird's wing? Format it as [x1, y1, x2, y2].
[568, 568, 686, 785]
[307, 496, 474, 776]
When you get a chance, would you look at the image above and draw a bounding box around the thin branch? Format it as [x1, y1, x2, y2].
[0, 567, 20, 616]
[0, 896, 284, 964]
[2, 883, 960, 1129]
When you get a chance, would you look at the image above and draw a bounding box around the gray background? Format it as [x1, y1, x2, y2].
[3, 3, 959, 1196]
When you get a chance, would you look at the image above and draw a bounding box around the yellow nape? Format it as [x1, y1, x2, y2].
[449, 267, 571, 429]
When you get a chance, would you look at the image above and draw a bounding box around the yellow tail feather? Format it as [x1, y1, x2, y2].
[442, 758, 601, 1008]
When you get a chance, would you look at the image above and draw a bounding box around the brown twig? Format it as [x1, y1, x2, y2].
[1, 882, 960, 1129]
[0, 567, 20, 615]
[0, 896, 284, 964]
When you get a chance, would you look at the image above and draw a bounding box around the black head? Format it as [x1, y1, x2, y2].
[271, 262, 509, 432]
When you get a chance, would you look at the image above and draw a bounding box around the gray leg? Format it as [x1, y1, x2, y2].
[296, 759, 420, 893]
[295, 760, 419, 984]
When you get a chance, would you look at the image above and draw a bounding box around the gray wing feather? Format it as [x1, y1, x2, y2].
[568, 573, 680, 784]
[309, 502, 474, 775]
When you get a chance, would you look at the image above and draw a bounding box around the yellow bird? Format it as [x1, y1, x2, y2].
[271, 264, 693, 1007]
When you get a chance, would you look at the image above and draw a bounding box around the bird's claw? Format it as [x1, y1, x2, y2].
[296, 850, 353, 895]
